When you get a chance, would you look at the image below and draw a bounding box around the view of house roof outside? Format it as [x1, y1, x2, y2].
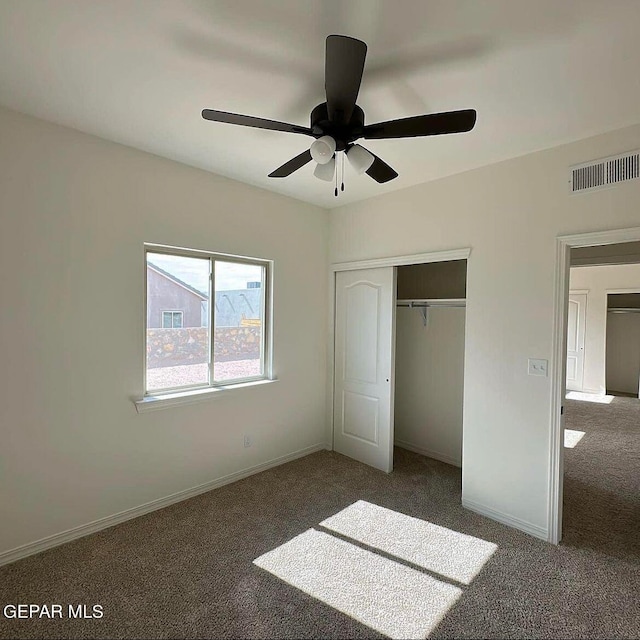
[148, 252, 260, 293]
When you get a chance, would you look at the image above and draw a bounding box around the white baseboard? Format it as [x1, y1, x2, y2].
[395, 439, 462, 468]
[462, 497, 548, 541]
[0, 443, 328, 567]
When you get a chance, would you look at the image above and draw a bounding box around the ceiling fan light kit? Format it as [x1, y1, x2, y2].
[313, 156, 336, 181]
[202, 34, 477, 192]
[347, 144, 375, 174]
[310, 135, 336, 164]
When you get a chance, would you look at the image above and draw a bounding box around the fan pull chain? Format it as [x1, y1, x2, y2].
[341, 152, 345, 192]
[334, 154, 338, 197]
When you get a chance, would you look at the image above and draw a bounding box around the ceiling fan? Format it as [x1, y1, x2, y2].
[202, 35, 476, 190]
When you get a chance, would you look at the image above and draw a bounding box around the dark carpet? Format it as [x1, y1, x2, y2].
[562, 395, 640, 561]
[0, 398, 638, 639]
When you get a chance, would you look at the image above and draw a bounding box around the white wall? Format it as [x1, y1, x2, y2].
[606, 313, 640, 395]
[0, 107, 329, 558]
[330, 123, 640, 539]
[394, 306, 465, 467]
[569, 263, 640, 394]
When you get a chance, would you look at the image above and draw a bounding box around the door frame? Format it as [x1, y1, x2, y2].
[327, 248, 471, 453]
[549, 225, 640, 545]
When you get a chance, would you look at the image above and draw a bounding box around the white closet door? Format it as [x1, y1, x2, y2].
[566, 293, 587, 391]
[333, 267, 396, 473]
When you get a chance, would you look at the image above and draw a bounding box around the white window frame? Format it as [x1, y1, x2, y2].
[144, 243, 272, 398]
[161, 310, 184, 329]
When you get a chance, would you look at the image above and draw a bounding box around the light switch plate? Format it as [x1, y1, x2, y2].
[528, 358, 548, 376]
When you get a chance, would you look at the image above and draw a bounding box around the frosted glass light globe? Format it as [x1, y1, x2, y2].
[310, 136, 336, 165]
[346, 144, 374, 174]
[314, 156, 336, 181]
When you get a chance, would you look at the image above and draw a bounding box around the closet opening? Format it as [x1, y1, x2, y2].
[331, 248, 470, 476]
[606, 292, 640, 398]
[393, 259, 467, 473]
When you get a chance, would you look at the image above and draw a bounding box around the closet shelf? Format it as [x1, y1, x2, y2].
[607, 307, 640, 313]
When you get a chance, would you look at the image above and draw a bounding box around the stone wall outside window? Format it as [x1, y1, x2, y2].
[147, 327, 261, 368]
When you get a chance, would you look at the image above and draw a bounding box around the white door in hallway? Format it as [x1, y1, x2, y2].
[333, 267, 396, 473]
[566, 292, 587, 391]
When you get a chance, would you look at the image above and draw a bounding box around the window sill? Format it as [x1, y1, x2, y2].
[133, 378, 278, 413]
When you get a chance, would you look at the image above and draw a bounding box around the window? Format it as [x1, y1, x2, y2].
[161, 310, 183, 328]
[145, 245, 270, 395]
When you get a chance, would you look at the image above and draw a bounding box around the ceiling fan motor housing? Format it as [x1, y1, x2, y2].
[310, 102, 364, 151]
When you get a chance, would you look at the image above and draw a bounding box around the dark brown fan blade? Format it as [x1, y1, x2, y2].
[365, 150, 398, 183]
[363, 109, 477, 139]
[268, 149, 313, 178]
[202, 109, 313, 136]
[325, 35, 367, 125]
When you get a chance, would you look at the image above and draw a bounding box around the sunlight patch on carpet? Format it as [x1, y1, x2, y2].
[254, 528, 461, 639]
[319, 501, 497, 585]
[564, 428, 586, 448]
[566, 391, 614, 404]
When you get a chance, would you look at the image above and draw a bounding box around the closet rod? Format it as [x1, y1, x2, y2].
[396, 298, 465, 327]
[396, 298, 466, 308]
[607, 307, 640, 314]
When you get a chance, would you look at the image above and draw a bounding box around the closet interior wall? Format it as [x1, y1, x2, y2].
[394, 260, 467, 467]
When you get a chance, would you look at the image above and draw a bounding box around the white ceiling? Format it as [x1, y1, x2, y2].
[1, 0, 640, 209]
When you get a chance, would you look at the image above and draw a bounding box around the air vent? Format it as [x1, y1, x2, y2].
[570, 150, 640, 194]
